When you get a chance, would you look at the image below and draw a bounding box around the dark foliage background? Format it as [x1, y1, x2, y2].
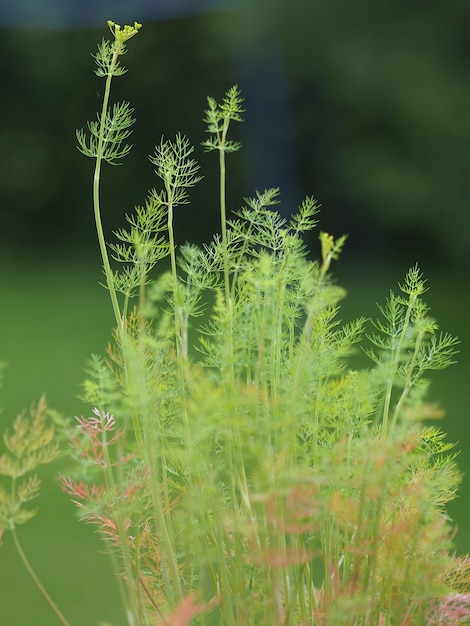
[1, 0, 469, 263]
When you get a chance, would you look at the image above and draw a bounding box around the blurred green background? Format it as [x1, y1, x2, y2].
[1, 1, 469, 624]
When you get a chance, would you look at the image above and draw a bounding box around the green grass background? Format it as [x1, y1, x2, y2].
[0, 256, 123, 626]
[0, 255, 468, 625]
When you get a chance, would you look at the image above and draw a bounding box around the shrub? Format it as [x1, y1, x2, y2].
[1, 21, 469, 626]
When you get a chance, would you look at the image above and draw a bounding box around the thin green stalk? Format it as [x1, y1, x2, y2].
[167, 198, 184, 360]
[11, 527, 71, 626]
[295, 561, 311, 625]
[93, 49, 123, 333]
[389, 329, 424, 430]
[382, 294, 416, 430]
[219, 124, 231, 312]
[138, 408, 184, 608]
[148, 467, 184, 603]
[362, 483, 387, 608]
[148, 419, 183, 603]
[166, 189, 192, 457]
[100, 419, 144, 625]
[271, 262, 287, 399]
[119, 329, 145, 451]
[218, 126, 235, 388]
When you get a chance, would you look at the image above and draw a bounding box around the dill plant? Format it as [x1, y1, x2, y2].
[1, 19, 470, 626]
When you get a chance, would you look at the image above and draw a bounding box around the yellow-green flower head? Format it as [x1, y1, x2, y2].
[320, 232, 335, 259]
[107, 20, 142, 44]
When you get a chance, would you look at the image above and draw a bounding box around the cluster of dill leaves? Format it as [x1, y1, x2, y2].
[2, 20, 470, 626]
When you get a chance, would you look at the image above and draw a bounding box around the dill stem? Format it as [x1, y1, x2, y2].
[148, 472, 184, 603]
[271, 257, 288, 399]
[389, 329, 424, 430]
[218, 128, 235, 387]
[100, 426, 144, 624]
[11, 527, 71, 626]
[167, 199, 182, 358]
[219, 132, 230, 311]
[93, 46, 123, 333]
[166, 189, 192, 456]
[92, 46, 146, 453]
[382, 293, 416, 430]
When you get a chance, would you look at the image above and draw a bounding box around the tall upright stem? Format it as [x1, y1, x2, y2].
[93, 47, 123, 334]
[219, 123, 235, 387]
[382, 293, 416, 430]
[11, 528, 71, 626]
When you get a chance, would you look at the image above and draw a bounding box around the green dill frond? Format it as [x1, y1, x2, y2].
[319, 231, 348, 279]
[218, 85, 245, 122]
[0, 477, 40, 529]
[106, 265, 141, 299]
[0, 397, 58, 478]
[418, 331, 460, 371]
[66, 26, 468, 624]
[76, 101, 135, 164]
[399, 263, 428, 297]
[108, 194, 171, 304]
[231, 188, 286, 252]
[93, 38, 128, 77]
[366, 267, 459, 430]
[149, 134, 202, 206]
[179, 243, 217, 284]
[418, 426, 457, 457]
[289, 195, 321, 234]
[202, 85, 244, 152]
[0, 397, 59, 531]
[81, 354, 122, 409]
